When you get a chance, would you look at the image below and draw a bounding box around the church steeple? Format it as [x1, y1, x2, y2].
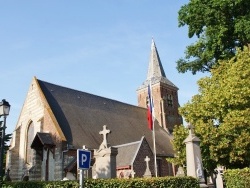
[147, 38, 166, 79]
[137, 39, 182, 133]
[138, 39, 177, 91]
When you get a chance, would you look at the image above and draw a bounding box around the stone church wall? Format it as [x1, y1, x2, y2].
[6, 78, 64, 181]
[43, 107, 64, 180]
[7, 79, 45, 180]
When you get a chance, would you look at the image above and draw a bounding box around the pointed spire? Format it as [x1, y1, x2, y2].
[147, 38, 166, 80]
[137, 38, 178, 90]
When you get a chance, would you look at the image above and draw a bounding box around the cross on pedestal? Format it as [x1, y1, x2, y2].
[82, 145, 87, 150]
[99, 125, 111, 149]
[187, 124, 195, 135]
[143, 156, 152, 177]
[145, 156, 150, 169]
[130, 170, 136, 178]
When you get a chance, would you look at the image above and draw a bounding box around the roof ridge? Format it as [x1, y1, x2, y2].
[37, 78, 143, 110]
[113, 139, 142, 148]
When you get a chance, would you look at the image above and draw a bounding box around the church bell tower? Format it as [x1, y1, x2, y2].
[137, 39, 182, 133]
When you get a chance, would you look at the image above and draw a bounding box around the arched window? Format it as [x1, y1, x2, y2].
[26, 121, 34, 164]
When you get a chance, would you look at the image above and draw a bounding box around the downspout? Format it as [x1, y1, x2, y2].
[62, 149, 68, 179]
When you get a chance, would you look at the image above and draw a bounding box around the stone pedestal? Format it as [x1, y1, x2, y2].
[184, 124, 208, 188]
[93, 147, 118, 178]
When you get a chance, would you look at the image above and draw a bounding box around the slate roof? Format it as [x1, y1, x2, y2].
[37, 78, 174, 157]
[114, 140, 141, 168]
[31, 132, 55, 149]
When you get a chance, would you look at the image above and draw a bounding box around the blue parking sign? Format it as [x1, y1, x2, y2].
[77, 149, 91, 170]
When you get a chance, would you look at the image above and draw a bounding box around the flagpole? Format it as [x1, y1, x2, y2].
[152, 117, 157, 177]
[149, 81, 158, 177]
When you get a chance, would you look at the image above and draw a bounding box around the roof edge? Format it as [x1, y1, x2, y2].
[34, 76, 67, 141]
[131, 136, 145, 165]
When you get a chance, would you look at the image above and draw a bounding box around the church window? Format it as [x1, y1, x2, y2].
[26, 121, 35, 164]
[167, 94, 173, 107]
[164, 94, 173, 107]
[146, 96, 149, 107]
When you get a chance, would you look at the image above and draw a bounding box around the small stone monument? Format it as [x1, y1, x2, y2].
[5, 169, 11, 182]
[130, 169, 136, 178]
[143, 156, 152, 178]
[176, 166, 185, 177]
[93, 125, 118, 179]
[184, 124, 208, 188]
[215, 166, 225, 188]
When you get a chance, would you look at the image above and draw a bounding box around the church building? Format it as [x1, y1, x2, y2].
[6, 39, 182, 181]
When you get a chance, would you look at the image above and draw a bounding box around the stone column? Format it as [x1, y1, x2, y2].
[184, 124, 208, 188]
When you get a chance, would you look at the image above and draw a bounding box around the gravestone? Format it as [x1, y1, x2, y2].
[5, 169, 11, 182]
[176, 166, 185, 177]
[184, 124, 208, 188]
[143, 156, 152, 178]
[215, 166, 225, 188]
[130, 169, 136, 178]
[93, 125, 118, 179]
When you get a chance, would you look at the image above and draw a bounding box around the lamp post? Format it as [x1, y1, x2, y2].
[0, 99, 10, 181]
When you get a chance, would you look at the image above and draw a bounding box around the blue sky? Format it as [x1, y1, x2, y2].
[1, 1, 207, 134]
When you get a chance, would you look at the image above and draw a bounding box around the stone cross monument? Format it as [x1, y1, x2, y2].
[184, 124, 208, 188]
[98, 125, 110, 150]
[93, 125, 118, 179]
[143, 156, 152, 178]
[130, 169, 136, 178]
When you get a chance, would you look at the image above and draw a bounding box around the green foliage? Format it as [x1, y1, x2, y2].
[178, 47, 250, 172]
[224, 168, 250, 188]
[177, 0, 250, 74]
[166, 124, 188, 168]
[2, 180, 79, 188]
[2, 177, 199, 188]
[0, 126, 12, 176]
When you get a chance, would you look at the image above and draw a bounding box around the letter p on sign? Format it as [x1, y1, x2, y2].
[77, 149, 91, 170]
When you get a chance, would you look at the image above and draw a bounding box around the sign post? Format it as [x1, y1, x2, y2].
[77, 147, 91, 188]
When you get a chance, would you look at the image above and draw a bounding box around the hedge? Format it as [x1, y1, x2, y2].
[224, 168, 250, 188]
[2, 176, 199, 188]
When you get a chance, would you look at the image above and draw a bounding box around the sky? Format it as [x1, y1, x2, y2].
[0, 1, 208, 134]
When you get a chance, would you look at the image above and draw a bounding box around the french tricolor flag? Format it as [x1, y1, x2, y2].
[147, 84, 154, 131]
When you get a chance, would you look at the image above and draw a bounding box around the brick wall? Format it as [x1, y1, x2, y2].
[132, 138, 155, 177]
[137, 83, 182, 133]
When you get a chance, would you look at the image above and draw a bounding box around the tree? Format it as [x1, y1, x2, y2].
[166, 124, 188, 169]
[0, 126, 12, 176]
[177, 0, 250, 74]
[173, 47, 250, 173]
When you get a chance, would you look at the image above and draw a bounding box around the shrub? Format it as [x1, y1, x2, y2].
[224, 168, 250, 188]
[3, 176, 199, 188]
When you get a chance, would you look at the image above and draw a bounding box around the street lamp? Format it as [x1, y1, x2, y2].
[0, 99, 10, 181]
